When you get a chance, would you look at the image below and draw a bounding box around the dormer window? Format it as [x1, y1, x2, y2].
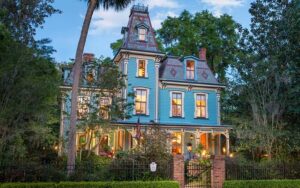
[138, 28, 147, 41]
[186, 60, 195, 79]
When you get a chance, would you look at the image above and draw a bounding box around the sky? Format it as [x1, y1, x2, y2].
[36, 0, 253, 63]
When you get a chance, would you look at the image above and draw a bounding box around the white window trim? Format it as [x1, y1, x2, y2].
[136, 59, 148, 78]
[194, 93, 208, 118]
[133, 87, 150, 115]
[138, 27, 147, 41]
[169, 91, 185, 118]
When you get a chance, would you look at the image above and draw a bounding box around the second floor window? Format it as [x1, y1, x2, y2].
[135, 89, 147, 115]
[171, 92, 183, 117]
[100, 97, 110, 119]
[195, 94, 207, 118]
[77, 96, 90, 119]
[186, 60, 195, 79]
[138, 28, 146, 41]
[137, 60, 146, 77]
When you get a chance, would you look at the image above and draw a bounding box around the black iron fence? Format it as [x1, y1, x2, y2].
[0, 159, 173, 182]
[226, 161, 300, 180]
[184, 161, 211, 188]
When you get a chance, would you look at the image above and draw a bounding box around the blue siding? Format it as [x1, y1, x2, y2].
[124, 57, 156, 124]
[158, 88, 218, 126]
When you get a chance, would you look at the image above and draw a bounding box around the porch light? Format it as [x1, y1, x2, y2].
[229, 153, 234, 158]
[201, 150, 207, 156]
[222, 147, 226, 153]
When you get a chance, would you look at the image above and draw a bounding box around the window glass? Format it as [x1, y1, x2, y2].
[138, 28, 146, 41]
[100, 98, 110, 119]
[172, 93, 182, 117]
[186, 60, 195, 79]
[138, 60, 146, 77]
[77, 96, 90, 119]
[135, 89, 147, 114]
[196, 94, 207, 118]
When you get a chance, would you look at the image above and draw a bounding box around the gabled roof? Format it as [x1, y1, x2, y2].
[159, 55, 222, 86]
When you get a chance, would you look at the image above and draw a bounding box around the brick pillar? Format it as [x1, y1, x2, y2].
[211, 155, 225, 188]
[173, 154, 184, 188]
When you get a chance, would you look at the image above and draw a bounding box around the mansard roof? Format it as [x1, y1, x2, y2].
[120, 5, 160, 53]
[159, 55, 222, 87]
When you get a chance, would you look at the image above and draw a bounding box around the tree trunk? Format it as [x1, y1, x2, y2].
[67, 0, 96, 176]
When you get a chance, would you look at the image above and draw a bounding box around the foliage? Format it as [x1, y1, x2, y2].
[70, 57, 133, 157]
[67, 0, 133, 174]
[0, 0, 61, 47]
[224, 180, 300, 188]
[223, 0, 300, 161]
[0, 181, 179, 188]
[117, 125, 172, 162]
[0, 25, 60, 164]
[157, 10, 240, 82]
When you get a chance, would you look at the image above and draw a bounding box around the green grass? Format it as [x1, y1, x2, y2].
[224, 180, 300, 188]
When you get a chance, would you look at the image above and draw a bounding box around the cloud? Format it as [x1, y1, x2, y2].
[144, 0, 179, 9]
[89, 0, 179, 34]
[200, 0, 244, 17]
[152, 11, 178, 29]
[89, 7, 131, 35]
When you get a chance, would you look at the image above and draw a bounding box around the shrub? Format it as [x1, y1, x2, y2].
[224, 180, 300, 188]
[0, 181, 179, 188]
[1, 182, 56, 188]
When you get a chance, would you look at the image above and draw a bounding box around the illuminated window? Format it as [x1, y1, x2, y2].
[135, 89, 147, 115]
[171, 132, 182, 154]
[87, 70, 94, 83]
[137, 60, 146, 77]
[195, 94, 207, 118]
[77, 96, 90, 119]
[138, 28, 147, 41]
[117, 130, 124, 150]
[186, 60, 195, 79]
[171, 92, 183, 117]
[100, 97, 110, 119]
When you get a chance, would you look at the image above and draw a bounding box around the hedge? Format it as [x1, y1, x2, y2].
[224, 180, 300, 188]
[0, 181, 179, 188]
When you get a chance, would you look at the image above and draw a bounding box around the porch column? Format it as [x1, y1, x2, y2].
[225, 130, 230, 156]
[181, 130, 185, 155]
[211, 133, 215, 155]
[195, 130, 200, 147]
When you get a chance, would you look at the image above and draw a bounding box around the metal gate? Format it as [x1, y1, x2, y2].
[184, 161, 211, 188]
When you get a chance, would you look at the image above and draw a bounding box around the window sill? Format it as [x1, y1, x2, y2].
[170, 116, 185, 119]
[135, 76, 149, 79]
[133, 114, 149, 117]
[194, 117, 209, 120]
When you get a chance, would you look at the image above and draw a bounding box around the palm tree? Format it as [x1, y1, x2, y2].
[67, 0, 133, 175]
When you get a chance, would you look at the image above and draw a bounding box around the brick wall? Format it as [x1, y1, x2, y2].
[211, 155, 225, 188]
[173, 154, 184, 188]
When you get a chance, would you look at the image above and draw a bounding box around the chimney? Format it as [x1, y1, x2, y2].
[83, 53, 95, 62]
[199, 48, 206, 61]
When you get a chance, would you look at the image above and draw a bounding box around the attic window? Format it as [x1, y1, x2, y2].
[138, 28, 147, 41]
[186, 60, 195, 79]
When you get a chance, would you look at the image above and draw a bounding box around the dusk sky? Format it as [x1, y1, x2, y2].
[36, 0, 253, 62]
